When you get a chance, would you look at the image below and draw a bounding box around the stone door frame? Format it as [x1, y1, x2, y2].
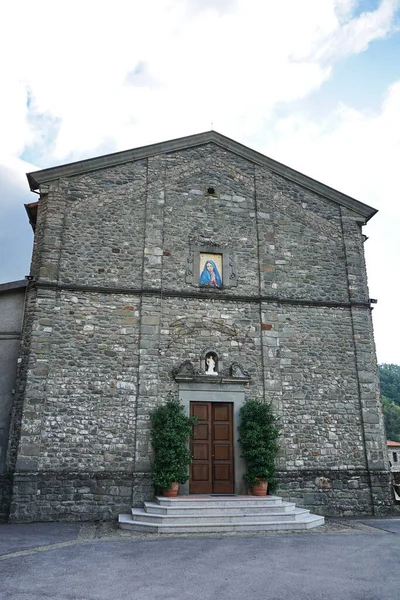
[178, 382, 247, 495]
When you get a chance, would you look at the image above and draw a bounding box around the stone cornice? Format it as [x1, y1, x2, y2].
[31, 279, 373, 310]
[26, 130, 377, 222]
[174, 374, 250, 384]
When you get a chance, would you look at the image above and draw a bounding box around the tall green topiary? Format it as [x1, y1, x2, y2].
[238, 399, 279, 491]
[151, 397, 197, 491]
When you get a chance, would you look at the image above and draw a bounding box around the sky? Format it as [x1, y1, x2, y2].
[0, 0, 399, 365]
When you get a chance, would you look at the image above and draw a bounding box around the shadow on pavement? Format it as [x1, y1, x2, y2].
[0, 522, 81, 555]
[358, 518, 400, 535]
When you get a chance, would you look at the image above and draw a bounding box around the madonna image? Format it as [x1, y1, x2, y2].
[199, 257, 222, 287]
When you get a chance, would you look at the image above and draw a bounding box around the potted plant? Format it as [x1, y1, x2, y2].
[151, 396, 197, 496]
[238, 398, 279, 495]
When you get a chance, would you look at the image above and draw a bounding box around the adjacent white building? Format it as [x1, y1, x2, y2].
[387, 440, 400, 473]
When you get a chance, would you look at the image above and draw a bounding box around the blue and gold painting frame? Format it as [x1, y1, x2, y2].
[185, 245, 238, 288]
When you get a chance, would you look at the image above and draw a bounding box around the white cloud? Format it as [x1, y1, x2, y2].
[262, 81, 400, 217]
[1, 0, 398, 166]
[296, 0, 400, 63]
[0, 158, 38, 208]
[334, 0, 358, 21]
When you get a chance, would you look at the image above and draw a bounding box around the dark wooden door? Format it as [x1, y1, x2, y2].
[190, 402, 234, 494]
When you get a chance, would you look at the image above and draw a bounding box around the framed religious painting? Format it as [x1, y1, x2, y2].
[185, 245, 237, 288]
[199, 253, 223, 287]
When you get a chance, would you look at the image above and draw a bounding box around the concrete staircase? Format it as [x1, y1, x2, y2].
[118, 495, 324, 533]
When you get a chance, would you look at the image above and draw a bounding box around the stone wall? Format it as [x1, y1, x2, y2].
[14, 289, 140, 473]
[8, 141, 392, 520]
[276, 469, 393, 516]
[9, 472, 152, 523]
[0, 474, 13, 522]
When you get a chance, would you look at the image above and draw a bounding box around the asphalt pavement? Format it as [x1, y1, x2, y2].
[1, 518, 399, 600]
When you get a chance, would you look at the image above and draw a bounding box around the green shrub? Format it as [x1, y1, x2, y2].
[151, 397, 197, 491]
[238, 399, 279, 490]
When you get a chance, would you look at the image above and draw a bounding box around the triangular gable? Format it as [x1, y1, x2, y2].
[26, 130, 377, 222]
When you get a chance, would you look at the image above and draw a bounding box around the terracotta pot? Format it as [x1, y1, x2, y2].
[251, 479, 268, 496]
[162, 481, 179, 497]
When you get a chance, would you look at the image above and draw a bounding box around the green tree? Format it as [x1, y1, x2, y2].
[238, 399, 279, 491]
[151, 397, 197, 491]
[379, 364, 400, 407]
[381, 396, 400, 442]
[379, 364, 400, 441]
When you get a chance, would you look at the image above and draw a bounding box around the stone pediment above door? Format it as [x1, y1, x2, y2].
[172, 359, 250, 384]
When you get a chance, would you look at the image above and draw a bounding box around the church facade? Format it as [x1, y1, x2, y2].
[4, 131, 393, 521]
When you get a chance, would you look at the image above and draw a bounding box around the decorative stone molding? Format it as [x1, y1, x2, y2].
[171, 360, 195, 378]
[230, 361, 250, 379]
[172, 360, 250, 384]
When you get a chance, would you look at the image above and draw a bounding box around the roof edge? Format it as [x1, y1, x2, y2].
[26, 130, 377, 221]
[0, 279, 28, 294]
[24, 201, 39, 232]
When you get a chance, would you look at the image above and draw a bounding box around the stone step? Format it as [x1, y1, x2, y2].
[131, 507, 312, 525]
[119, 495, 325, 534]
[144, 501, 297, 516]
[118, 513, 325, 534]
[155, 495, 284, 508]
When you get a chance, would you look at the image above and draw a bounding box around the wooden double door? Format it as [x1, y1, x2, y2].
[190, 402, 234, 494]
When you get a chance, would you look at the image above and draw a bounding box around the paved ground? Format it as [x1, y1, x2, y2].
[1, 518, 399, 600]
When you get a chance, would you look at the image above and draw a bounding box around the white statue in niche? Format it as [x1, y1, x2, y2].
[206, 355, 218, 375]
